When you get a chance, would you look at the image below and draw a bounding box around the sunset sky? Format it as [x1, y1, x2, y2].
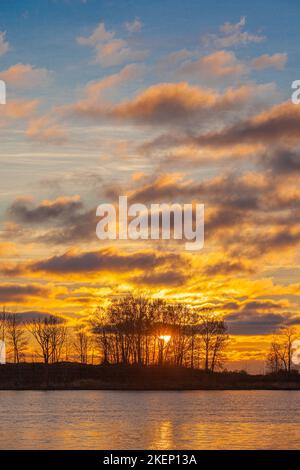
[1, 0, 300, 371]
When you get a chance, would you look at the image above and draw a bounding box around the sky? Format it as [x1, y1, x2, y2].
[1, 0, 300, 370]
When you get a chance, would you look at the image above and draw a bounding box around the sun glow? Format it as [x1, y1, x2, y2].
[159, 335, 171, 343]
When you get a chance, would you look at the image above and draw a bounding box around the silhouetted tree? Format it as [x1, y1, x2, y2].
[28, 316, 67, 364]
[73, 328, 90, 364]
[198, 310, 229, 372]
[91, 307, 111, 364]
[6, 314, 28, 363]
[90, 296, 229, 370]
[266, 327, 298, 373]
[0, 307, 7, 342]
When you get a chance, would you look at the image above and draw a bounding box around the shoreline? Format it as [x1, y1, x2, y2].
[1, 363, 300, 391]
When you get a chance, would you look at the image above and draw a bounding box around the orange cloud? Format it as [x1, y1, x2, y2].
[202, 16, 265, 48]
[84, 63, 145, 102]
[180, 50, 246, 79]
[0, 99, 39, 122]
[251, 53, 287, 70]
[0, 63, 50, 88]
[77, 21, 146, 67]
[0, 242, 18, 257]
[189, 101, 300, 149]
[26, 116, 67, 143]
[0, 282, 51, 302]
[0, 247, 187, 282]
[68, 81, 274, 127]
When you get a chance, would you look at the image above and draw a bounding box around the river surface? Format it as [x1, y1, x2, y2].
[0, 390, 299, 449]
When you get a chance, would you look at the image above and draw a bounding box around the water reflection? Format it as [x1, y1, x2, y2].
[0, 390, 299, 449]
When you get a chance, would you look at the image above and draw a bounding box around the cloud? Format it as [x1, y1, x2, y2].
[203, 259, 254, 276]
[82, 63, 145, 102]
[180, 50, 247, 80]
[180, 51, 286, 83]
[190, 101, 300, 149]
[77, 21, 146, 67]
[104, 172, 264, 255]
[111, 82, 216, 124]
[126, 174, 190, 202]
[132, 270, 189, 286]
[224, 298, 295, 335]
[125, 18, 143, 34]
[0, 242, 18, 257]
[128, 172, 265, 210]
[122, 172, 266, 255]
[0, 64, 51, 89]
[248, 229, 300, 256]
[11, 167, 292, 258]
[202, 16, 265, 48]
[0, 283, 50, 302]
[68, 81, 274, 128]
[0, 99, 39, 124]
[240, 300, 285, 311]
[7, 195, 83, 224]
[251, 53, 287, 70]
[227, 312, 288, 335]
[77, 22, 114, 46]
[0, 31, 9, 56]
[26, 116, 67, 143]
[4, 195, 99, 245]
[264, 147, 300, 175]
[6, 311, 65, 323]
[94, 39, 146, 67]
[221, 16, 247, 35]
[157, 49, 194, 70]
[24, 248, 183, 276]
[107, 166, 300, 262]
[37, 207, 96, 245]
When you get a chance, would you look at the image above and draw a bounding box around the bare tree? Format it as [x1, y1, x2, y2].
[266, 327, 298, 373]
[91, 307, 111, 364]
[0, 307, 7, 342]
[28, 317, 53, 364]
[6, 314, 28, 363]
[50, 320, 68, 363]
[198, 310, 229, 372]
[73, 328, 90, 364]
[266, 339, 283, 373]
[280, 327, 297, 373]
[28, 316, 67, 364]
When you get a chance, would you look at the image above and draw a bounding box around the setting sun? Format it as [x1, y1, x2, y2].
[159, 335, 172, 343]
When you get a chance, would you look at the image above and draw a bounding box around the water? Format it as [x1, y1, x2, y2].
[0, 390, 299, 449]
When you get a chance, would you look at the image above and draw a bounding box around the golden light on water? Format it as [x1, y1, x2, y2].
[159, 335, 171, 343]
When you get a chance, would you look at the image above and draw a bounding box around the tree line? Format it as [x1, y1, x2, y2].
[91, 297, 229, 370]
[1, 297, 299, 374]
[0, 297, 229, 372]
